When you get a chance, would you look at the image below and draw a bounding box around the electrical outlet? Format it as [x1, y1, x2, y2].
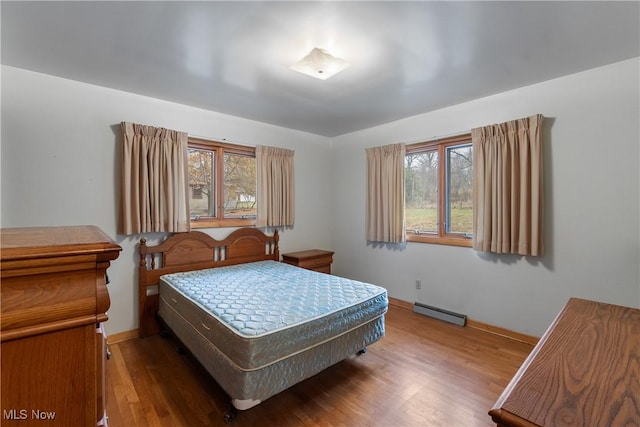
[415, 279, 422, 290]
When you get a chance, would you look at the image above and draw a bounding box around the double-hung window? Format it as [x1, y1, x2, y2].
[405, 134, 473, 246]
[188, 138, 256, 228]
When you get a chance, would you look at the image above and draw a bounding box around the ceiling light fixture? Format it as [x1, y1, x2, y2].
[290, 47, 349, 80]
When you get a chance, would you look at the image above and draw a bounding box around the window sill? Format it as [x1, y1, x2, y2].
[406, 234, 472, 248]
[190, 218, 256, 229]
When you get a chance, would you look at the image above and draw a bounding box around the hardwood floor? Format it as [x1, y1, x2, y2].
[105, 305, 533, 427]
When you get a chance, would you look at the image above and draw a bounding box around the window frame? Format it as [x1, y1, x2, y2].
[405, 133, 473, 247]
[188, 137, 256, 229]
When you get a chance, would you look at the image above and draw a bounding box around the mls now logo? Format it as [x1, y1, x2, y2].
[3, 409, 57, 420]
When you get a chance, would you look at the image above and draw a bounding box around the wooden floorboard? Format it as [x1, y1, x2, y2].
[106, 305, 533, 427]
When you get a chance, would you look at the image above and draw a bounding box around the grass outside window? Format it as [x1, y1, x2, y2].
[405, 134, 473, 247]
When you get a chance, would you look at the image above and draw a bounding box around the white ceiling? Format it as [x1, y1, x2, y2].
[2, 1, 639, 137]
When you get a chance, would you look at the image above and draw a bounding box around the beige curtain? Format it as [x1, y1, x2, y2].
[120, 122, 190, 234]
[366, 143, 406, 243]
[472, 114, 544, 255]
[256, 145, 295, 227]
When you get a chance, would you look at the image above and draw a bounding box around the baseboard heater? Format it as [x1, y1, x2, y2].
[413, 302, 467, 327]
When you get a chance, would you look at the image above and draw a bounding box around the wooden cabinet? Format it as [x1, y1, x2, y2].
[282, 249, 334, 274]
[489, 298, 640, 427]
[1, 226, 121, 427]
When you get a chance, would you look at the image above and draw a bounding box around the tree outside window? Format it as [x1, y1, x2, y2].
[405, 134, 472, 247]
[188, 138, 256, 228]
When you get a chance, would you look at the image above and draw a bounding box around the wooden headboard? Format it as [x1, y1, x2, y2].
[138, 228, 279, 337]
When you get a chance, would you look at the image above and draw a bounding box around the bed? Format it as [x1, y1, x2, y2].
[138, 228, 388, 420]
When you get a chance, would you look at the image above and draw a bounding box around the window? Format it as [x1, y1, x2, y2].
[192, 186, 203, 200]
[188, 138, 256, 228]
[405, 134, 472, 246]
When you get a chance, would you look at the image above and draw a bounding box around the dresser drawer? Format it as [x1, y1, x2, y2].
[309, 263, 331, 274]
[282, 250, 334, 274]
[291, 253, 333, 270]
[1, 269, 98, 335]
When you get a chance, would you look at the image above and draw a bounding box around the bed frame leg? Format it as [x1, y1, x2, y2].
[357, 347, 367, 355]
[223, 407, 237, 424]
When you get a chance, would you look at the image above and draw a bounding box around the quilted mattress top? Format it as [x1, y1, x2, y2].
[160, 260, 387, 337]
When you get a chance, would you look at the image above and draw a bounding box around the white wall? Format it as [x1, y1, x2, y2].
[1, 65, 334, 335]
[331, 58, 640, 336]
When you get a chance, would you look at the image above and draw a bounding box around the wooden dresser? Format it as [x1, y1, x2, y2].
[1, 226, 121, 427]
[282, 249, 334, 274]
[489, 297, 640, 427]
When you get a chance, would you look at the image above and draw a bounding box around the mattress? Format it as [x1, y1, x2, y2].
[158, 260, 388, 372]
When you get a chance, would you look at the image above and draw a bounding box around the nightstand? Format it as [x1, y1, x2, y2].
[282, 249, 334, 274]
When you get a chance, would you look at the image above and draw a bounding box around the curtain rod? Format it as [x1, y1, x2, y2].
[188, 134, 254, 147]
[400, 129, 471, 145]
